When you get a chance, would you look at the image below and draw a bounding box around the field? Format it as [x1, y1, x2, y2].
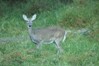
[0, 0, 99, 66]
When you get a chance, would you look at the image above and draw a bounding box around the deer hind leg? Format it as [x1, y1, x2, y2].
[54, 39, 63, 54]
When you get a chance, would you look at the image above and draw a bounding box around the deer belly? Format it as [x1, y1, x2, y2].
[43, 39, 54, 44]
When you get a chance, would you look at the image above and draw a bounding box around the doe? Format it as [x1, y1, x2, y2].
[22, 14, 67, 53]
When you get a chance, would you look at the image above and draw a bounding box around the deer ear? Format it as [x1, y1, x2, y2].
[23, 14, 29, 21]
[31, 14, 37, 21]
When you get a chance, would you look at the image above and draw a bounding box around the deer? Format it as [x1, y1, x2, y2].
[22, 14, 67, 53]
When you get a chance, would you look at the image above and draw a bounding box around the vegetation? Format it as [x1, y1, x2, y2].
[0, 0, 99, 66]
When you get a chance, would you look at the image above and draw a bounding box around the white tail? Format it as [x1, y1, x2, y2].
[62, 31, 68, 42]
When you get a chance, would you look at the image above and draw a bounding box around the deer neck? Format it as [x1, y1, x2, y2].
[28, 27, 38, 44]
[28, 27, 34, 36]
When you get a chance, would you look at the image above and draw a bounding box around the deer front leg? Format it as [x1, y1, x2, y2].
[36, 42, 42, 49]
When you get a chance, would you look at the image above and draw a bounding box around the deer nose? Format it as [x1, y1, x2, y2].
[29, 25, 31, 27]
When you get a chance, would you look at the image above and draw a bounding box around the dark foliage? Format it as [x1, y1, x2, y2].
[60, 0, 73, 4]
[0, 0, 27, 6]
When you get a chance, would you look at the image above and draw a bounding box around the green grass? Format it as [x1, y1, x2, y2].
[0, 0, 99, 66]
[0, 34, 99, 66]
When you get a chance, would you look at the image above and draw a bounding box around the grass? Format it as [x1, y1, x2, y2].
[0, 0, 99, 66]
[0, 34, 98, 66]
